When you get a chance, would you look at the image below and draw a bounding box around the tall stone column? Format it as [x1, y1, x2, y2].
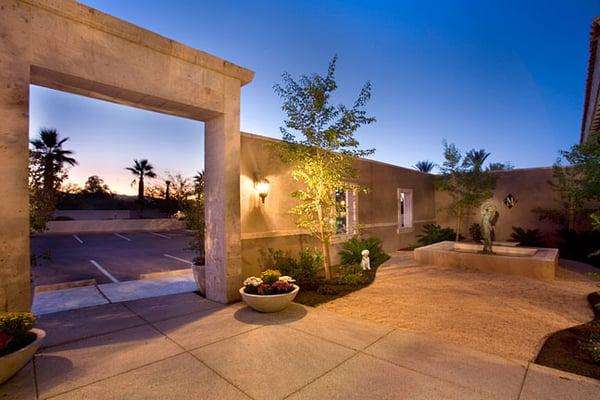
[0, 60, 31, 311]
[204, 77, 242, 303]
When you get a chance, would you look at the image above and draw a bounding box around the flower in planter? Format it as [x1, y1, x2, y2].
[261, 269, 281, 285]
[243, 276, 263, 294]
[271, 279, 294, 294]
[242, 270, 297, 296]
[257, 283, 273, 295]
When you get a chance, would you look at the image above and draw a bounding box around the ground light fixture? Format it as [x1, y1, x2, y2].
[255, 177, 270, 203]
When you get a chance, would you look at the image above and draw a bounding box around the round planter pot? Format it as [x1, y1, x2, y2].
[239, 285, 300, 313]
[0, 328, 46, 385]
[191, 264, 206, 295]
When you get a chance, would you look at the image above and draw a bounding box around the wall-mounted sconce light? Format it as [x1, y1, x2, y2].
[255, 178, 270, 203]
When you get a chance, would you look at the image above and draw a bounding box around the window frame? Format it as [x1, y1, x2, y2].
[397, 188, 413, 233]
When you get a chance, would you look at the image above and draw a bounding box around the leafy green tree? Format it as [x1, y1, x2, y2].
[126, 159, 157, 203]
[435, 141, 498, 241]
[165, 173, 194, 210]
[82, 175, 112, 196]
[561, 131, 600, 201]
[414, 160, 435, 173]
[536, 132, 600, 232]
[274, 56, 375, 279]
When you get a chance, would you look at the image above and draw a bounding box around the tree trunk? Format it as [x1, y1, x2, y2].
[568, 205, 575, 231]
[316, 202, 331, 280]
[455, 208, 462, 241]
[138, 176, 144, 203]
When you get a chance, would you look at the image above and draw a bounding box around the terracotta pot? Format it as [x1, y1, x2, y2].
[0, 328, 45, 384]
[191, 264, 206, 295]
[239, 285, 299, 313]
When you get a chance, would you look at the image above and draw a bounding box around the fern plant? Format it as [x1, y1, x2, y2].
[338, 236, 390, 267]
[509, 226, 544, 247]
[416, 224, 458, 246]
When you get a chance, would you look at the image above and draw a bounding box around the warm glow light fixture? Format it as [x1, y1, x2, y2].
[255, 178, 270, 203]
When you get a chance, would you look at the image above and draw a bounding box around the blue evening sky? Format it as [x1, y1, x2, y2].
[29, 0, 599, 194]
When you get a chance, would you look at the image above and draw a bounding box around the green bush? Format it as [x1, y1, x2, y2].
[558, 229, 600, 267]
[259, 248, 320, 286]
[338, 236, 390, 267]
[416, 224, 458, 246]
[509, 226, 545, 247]
[469, 223, 483, 242]
[337, 263, 366, 286]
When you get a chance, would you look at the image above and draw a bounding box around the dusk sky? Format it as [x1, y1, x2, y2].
[29, 0, 598, 195]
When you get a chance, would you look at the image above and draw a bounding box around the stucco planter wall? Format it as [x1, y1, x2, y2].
[239, 285, 299, 313]
[0, 328, 46, 385]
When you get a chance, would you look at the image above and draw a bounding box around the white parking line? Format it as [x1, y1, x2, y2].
[72, 234, 84, 244]
[114, 233, 131, 242]
[89, 260, 119, 283]
[164, 254, 193, 265]
[150, 232, 171, 239]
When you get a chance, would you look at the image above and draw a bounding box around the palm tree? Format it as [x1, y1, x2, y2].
[414, 160, 436, 173]
[463, 149, 490, 172]
[30, 128, 78, 197]
[126, 159, 157, 203]
[193, 170, 205, 197]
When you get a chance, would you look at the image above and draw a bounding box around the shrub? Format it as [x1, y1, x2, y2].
[0, 312, 36, 357]
[416, 224, 459, 246]
[469, 223, 483, 242]
[337, 263, 366, 286]
[259, 248, 320, 286]
[509, 227, 545, 247]
[558, 229, 600, 267]
[338, 236, 390, 267]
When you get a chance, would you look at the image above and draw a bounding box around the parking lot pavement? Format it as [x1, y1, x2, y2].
[31, 230, 197, 287]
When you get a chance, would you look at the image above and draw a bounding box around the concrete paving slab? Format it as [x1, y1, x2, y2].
[35, 324, 183, 399]
[36, 303, 146, 348]
[97, 274, 196, 302]
[288, 353, 492, 400]
[192, 325, 356, 400]
[124, 292, 221, 323]
[48, 353, 250, 400]
[364, 330, 527, 399]
[519, 363, 600, 400]
[0, 361, 36, 400]
[152, 306, 260, 350]
[32, 286, 108, 315]
[285, 308, 394, 350]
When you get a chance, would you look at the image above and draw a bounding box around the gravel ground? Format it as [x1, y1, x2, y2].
[319, 252, 598, 361]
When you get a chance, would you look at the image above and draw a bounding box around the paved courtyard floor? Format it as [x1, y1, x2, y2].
[2, 292, 599, 399]
[322, 252, 598, 361]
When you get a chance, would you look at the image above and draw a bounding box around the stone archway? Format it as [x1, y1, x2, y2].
[0, 0, 254, 310]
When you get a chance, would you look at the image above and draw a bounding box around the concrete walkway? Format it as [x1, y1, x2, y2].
[2, 293, 599, 399]
[32, 274, 197, 315]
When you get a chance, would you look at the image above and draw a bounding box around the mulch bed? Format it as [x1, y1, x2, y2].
[293, 262, 385, 307]
[535, 291, 600, 380]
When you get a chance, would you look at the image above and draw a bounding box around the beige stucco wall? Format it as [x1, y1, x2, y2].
[239, 132, 436, 277]
[435, 167, 562, 245]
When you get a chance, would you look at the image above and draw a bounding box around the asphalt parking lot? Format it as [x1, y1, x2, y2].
[31, 230, 197, 287]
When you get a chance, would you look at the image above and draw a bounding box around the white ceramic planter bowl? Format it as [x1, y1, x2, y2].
[0, 328, 45, 385]
[239, 285, 299, 313]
